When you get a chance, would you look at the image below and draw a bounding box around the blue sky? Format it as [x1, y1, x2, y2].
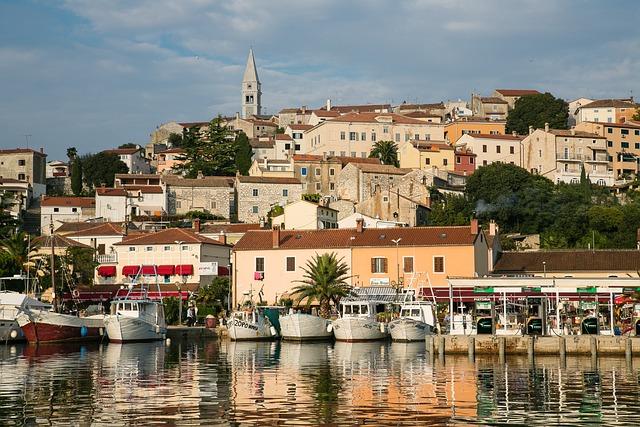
[1, 0, 639, 159]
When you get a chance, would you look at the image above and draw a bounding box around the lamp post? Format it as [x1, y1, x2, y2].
[392, 238, 402, 288]
[543, 261, 547, 278]
[175, 240, 184, 325]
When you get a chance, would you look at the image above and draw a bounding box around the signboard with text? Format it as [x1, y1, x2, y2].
[198, 262, 219, 275]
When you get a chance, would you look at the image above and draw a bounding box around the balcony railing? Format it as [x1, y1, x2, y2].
[557, 153, 608, 162]
[96, 253, 117, 264]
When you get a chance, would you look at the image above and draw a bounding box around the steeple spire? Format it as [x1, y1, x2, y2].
[241, 48, 262, 119]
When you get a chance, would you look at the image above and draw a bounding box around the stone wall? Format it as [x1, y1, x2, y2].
[167, 186, 233, 218]
[236, 182, 302, 223]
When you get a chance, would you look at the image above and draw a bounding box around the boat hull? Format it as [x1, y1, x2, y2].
[389, 318, 432, 342]
[227, 317, 274, 341]
[280, 313, 333, 341]
[0, 321, 24, 342]
[16, 310, 105, 343]
[332, 317, 388, 342]
[104, 316, 167, 342]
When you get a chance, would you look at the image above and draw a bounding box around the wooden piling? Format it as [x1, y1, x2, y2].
[438, 335, 445, 360]
[498, 337, 505, 362]
[625, 338, 632, 362]
[468, 337, 475, 360]
[527, 336, 535, 362]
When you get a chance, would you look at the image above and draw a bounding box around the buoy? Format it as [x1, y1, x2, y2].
[99, 328, 104, 336]
[155, 325, 161, 334]
[165, 338, 171, 346]
[72, 289, 80, 298]
[80, 325, 88, 337]
[326, 324, 333, 333]
[10, 329, 18, 339]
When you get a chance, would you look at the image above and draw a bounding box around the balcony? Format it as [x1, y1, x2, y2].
[557, 153, 609, 163]
[96, 253, 117, 264]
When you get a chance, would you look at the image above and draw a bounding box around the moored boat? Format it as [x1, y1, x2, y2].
[0, 291, 51, 342]
[104, 298, 167, 343]
[279, 311, 333, 341]
[332, 300, 389, 342]
[227, 306, 280, 341]
[15, 308, 105, 343]
[388, 301, 436, 342]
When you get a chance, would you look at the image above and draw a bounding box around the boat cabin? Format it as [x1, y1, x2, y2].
[341, 301, 386, 318]
[399, 303, 435, 326]
[110, 299, 164, 321]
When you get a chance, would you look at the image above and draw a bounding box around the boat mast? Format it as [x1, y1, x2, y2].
[50, 218, 58, 312]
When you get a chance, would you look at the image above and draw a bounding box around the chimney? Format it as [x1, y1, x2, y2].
[326, 99, 332, 111]
[470, 218, 479, 235]
[512, 131, 517, 137]
[528, 125, 534, 135]
[192, 218, 201, 233]
[272, 225, 281, 248]
[544, 122, 549, 132]
[301, 105, 307, 114]
[40, 147, 44, 154]
[356, 218, 364, 233]
[218, 231, 227, 245]
[263, 157, 268, 168]
[235, 112, 240, 120]
[259, 217, 266, 228]
[197, 170, 204, 179]
[489, 220, 498, 237]
[570, 128, 576, 136]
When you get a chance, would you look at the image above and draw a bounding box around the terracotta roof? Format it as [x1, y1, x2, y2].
[248, 119, 277, 127]
[320, 104, 391, 113]
[397, 103, 445, 111]
[55, 221, 125, 233]
[103, 148, 140, 155]
[446, 118, 507, 125]
[0, 148, 46, 157]
[121, 185, 164, 194]
[115, 173, 160, 180]
[279, 108, 311, 114]
[157, 148, 186, 154]
[494, 250, 640, 273]
[114, 228, 228, 246]
[162, 175, 234, 188]
[96, 188, 127, 196]
[236, 176, 301, 185]
[41, 196, 95, 208]
[200, 223, 262, 234]
[292, 154, 381, 166]
[312, 110, 341, 118]
[587, 121, 640, 129]
[411, 141, 454, 152]
[547, 129, 604, 139]
[402, 111, 442, 119]
[328, 112, 431, 125]
[234, 225, 479, 251]
[580, 99, 637, 109]
[494, 89, 540, 97]
[250, 139, 275, 148]
[480, 97, 508, 104]
[275, 134, 293, 141]
[351, 163, 412, 175]
[65, 222, 125, 237]
[32, 234, 92, 250]
[287, 124, 313, 131]
[464, 133, 523, 140]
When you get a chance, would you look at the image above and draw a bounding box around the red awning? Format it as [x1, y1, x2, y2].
[114, 289, 190, 301]
[176, 264, 193, 276]
[122, 265, 140, 276]
[97, 265, 117, 277]
[141, 265, 157, 275]
[157, 265, 175, 275]
[218, 266, 230, 276]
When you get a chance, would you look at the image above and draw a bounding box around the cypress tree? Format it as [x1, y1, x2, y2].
[235, 132, 253, 176]
[71, 158, 83, 196]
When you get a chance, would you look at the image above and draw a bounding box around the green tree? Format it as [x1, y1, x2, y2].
[506, 92, 569, 134]
[167, 132, 183, 147]
[633, 107, 640, 121]
[234, 132, 253, 175]
[290, 252, 352, 318]
[81, 152, 129, 189]
[118, 143, 138, 149]
[0, 231, 30, 275]
[71, 157, 83, 196]
[428, 193, 471, 226]
[0, 192, 18, 237]
[64, 246, 97, 286]
[369, 140, 399, 166]
[66, 147, 77, 162]
[302, 193, 321, 203]
[174, 117, 237, 177]
[195, 277, 229, 315]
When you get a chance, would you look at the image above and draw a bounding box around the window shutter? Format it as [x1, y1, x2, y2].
[382, 258, 388, 273]
[371, 258, 376, 273]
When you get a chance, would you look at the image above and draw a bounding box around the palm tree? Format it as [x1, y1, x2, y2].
[290, 252, 352, 318]
[66, 147, 77, 162]
[0, 231, 30, 274]
[369, 140, 399, 166]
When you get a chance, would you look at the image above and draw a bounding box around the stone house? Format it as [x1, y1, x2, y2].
[291, 154, 381, 195]
[250, 137, 277, 161]
[162, 175, 235, 218]
[277, 107, 312, 127]
[235, 176, 303, 223]
[492, 89, 541, 109]
[335, 163, 411, 203]
[470, 95, 509, 121]
[0, 148, 47, 200]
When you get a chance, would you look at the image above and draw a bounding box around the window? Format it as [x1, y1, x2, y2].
[456, 156, 461, 164]
[443, 158, 448, 166]
[361, 152, 367, 158]
[425, 134, 431, 141]
[340, 151, 346, 157]
[18, 173, 25, 180]
[395, 133, 400, 142]
[330, 182, 335, 190]
[425, 157, 431, 165]
[71, 207, 77, 212]
[145, 246, 153, 252]
[482, 145, 487, 153]
[301, 167, 307, 176]
[635, 143, 640, 150]
[622, 142, 629, 149]
[607, 128, 613, 134]
[129, 247, 136, 252]
[329, 168, 335, 176]
[176, 200, 182, 209]
[181, 245, 189, 251]
[621, 129, 629, 135]
[510, 146, 515, 154]
[284, 143, 291, 150]
[295, 144, 300, 151]
[252, 188, 259, 197]
[383, 126, 389, 134]
[286, 257, 295, 272]
[252, 206, 258, 213]
[329, 151, 335, 156]
[470, 157, 474, 164]
[371, 132, 377, 141]
[282, 189, 288, 197]
[255, 257, 265, 272]
[496, 146, 501, 154]
[349, 132, 357, 141]
[635, 130, 640, 136]
[351, 151, 356, 157]
[315, 168, 320, 176]
[607, 141, 613, 147]
[361, 132, 366, 141]
[483, 160, 488, 166]
[18, 159, 25, 166]
[315, 182, 321, 191]
[433, 256, 445, 273]
[163, 246, 171, 251]
[403, 257, 414, 273]
[414, 134, 420, 140]
[371, 257, 387, 273]
[404, 134, 410, 142]
[340, 131, 346, 140]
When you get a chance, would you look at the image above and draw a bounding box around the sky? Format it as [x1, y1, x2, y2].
[1, 0, 639, 160]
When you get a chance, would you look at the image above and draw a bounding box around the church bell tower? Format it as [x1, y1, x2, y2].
[241, 48, 261, 118]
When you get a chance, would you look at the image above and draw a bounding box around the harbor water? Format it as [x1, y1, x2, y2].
[2, 339, 640, 425]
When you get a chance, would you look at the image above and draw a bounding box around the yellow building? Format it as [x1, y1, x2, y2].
[398, 140, 455, 170]
[444, 119, 506, 144]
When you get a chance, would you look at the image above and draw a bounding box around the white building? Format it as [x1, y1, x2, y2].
[241, 48, 261, 119]
[576, 99, 637, 124]
[338, 212, 407, 229]
[271, 200, 338, 230]
[95, 185, 166, 222]
[103, 147, 150, 174]
[455, 133, 523, 167]
[40, 196, 96, 234]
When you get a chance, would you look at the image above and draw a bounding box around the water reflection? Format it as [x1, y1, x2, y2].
[0, 340, 640, 425]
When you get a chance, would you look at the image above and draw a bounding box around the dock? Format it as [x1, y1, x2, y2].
[166, 326, 218, 340]
[426, 335, 640, 358]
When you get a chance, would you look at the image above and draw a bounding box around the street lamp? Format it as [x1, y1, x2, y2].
[392, 238, 402, 288]
[543, 261, 547, 278]
[175, 240, 184, 325]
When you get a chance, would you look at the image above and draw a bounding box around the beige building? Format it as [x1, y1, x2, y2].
[492, 89, 540, 109]
[199, 223, 262, 246]
[277, 107, 312, 127]
[455, 133, 523, 167]
[162, 175, 234, 218]
[235, 176, 303, 223]
[271, 200, 338, 230]
[155, 148, 186, 174]
[397, 140, 455, 171]
[291, 154, 381, 194]
[470, 95, 509, 120]
[0, 148, 47, 199]
[576, 99, 638, 125]
[575, 120, 640, 179]
[304, 112, 445, 158]
[521, 125, 613, 186]
[40, 196, 96, 234]
[335, 163, 411, 203]
[225, 115, 277, 139]
[248, 158, 294, 178]
[444, 119, 506, 144]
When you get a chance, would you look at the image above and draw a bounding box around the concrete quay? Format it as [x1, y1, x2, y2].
[166, 326, 218, 340]
[426, 335, 640, 358]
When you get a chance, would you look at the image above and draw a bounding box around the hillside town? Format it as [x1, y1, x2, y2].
[2, 48, 640, 345]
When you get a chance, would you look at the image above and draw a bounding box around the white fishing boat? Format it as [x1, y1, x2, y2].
[227, 307, 278, 341]
[0, 291, 51, 342]
[332, 300, 389, 341]
[388, 301, 436, 342]
[279, 310, 333, 341]
[104, 298, 167, 342]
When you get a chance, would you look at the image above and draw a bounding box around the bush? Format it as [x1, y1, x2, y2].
[163, 297, 181, 325]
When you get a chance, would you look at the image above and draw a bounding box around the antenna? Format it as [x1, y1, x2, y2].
[24, 134, 32, 149]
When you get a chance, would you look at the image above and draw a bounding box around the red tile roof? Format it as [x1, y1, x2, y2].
[122, 185, 164, 194]
[480, 97, 508, 104]
[177, 121, 210, 128]
[248, 119, 277, 127]
[580, 99, 637, 109]
[320, 104, 391, 113]
[0, 148, 47, 157]
[65, 222, 125, 237]
[96, 188, 128, 196]
[103, 148, 141, 155]
[275, 134, 293, 141]
[397, 102, 445, 111]
[350, 163, 412, 175]
[411, 141, 454, 152]
[55, 221, 127, 234]
[547, 129, 604, 139]
[234, 226, 479, 251]
[41, 196, 95, 208]
[329, 112, 431, 125]
[32, 234, 92, 249]
[200, 223, 262, 234]
[465, 133, 523, 140]
[587, 121, 640, 129]
[312, 110, 341, 118]
[162, 175, 234, 188]
[236, 176, 301, 185]
[494, 89, 541, 97]
[114, 228, 228, 246]
[292, 154, 381, 166]
[287, 124, 313, 131]
[402, 111, 442, 119]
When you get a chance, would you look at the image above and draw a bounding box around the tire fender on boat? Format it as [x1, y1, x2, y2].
[72, 289, 80, 298]
[326, 323, 333, 333]
[80, 325, 88, 337]
[269, 326, 277, 336]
